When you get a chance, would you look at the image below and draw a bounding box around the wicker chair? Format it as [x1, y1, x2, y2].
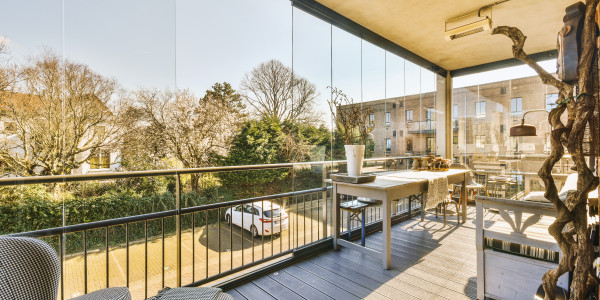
[0, 236, 233, 300]
[0, 236, 130, 300]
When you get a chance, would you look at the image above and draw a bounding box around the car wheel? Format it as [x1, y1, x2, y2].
[250, 225, 259, 237]
[225, 214, 231, 225]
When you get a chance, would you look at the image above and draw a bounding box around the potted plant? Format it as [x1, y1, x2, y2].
[328, 87, 374, 176]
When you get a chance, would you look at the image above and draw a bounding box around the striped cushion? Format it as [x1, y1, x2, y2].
[485, 237, 558, 263]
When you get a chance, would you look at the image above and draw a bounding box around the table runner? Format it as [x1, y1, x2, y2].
[385, 171, 449, 209]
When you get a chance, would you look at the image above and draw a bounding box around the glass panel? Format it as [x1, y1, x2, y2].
[453, 68, 569, 200]
[331, 27, 360, 167]
[361, 40, 385, 164]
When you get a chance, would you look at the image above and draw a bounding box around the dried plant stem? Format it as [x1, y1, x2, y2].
[492, 1, 600, 298]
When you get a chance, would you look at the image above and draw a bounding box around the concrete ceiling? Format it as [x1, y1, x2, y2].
[315, 0, 577, 71]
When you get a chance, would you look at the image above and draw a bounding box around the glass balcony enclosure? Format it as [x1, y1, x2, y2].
[0, 0, 573, 299]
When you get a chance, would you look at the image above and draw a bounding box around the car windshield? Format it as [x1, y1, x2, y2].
[263, 208, 281, 218]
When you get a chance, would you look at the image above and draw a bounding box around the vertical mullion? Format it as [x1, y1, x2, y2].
[84, 230, 88, 294]
[271, 200, 274, 257]
[192, 213, 195, 282]
[218, 207, 221, 274]
[126, 224, 129, 288]
[310, 193, 314, 242]
[241, 205, 244, 266]
[230, 206, 233, 271]
[144, 220, 148, 299]
[303, 194, 306, 245]
[60, 234, 64, 300]
[162, 218, 165, 288]
[295, 196, 298, 248]
[252, 204, 255, 263]
[317, 192, 320, 240]
[105, 227, 109, 288]
[205, 211, 208, 279]
[261, 201, 264, 260]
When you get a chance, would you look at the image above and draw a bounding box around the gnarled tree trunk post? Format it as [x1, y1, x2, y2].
[492, 0, 600, 298]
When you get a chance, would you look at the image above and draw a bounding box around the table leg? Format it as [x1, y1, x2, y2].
[421, 194, 425, 222]
[461, 174, 467, 223]
[333, 184, 341, 250]
[382, 197, 391, 269]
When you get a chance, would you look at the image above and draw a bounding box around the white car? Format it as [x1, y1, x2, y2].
[224, 201, 289, 237]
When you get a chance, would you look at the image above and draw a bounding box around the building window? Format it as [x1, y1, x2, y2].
[475, 101, 486, 118]
[500, 87, 506, 95]
[90, 149, 111, 169]
[426, 137, 434, 154]
[406, 138, 413, 152]
[3, 121, 17, 134]
[369, 113, 374, 125]
[406, 110, 413, 121]
[453, 134, 458, 145]
[510, 97, 522, 114]
[392, 103, 396, 108]
[426, 108, 434, 121]
[392, 131, 396, 137]
[546, 93, 558, 111]
[452, 104, 458, 120]
[426, 107, 434, 130]
[385, 112, 391, 125]
[475, 136, 485, 149]
[386, 138, 391, 151]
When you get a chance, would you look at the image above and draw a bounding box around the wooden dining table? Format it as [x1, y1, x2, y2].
[332, 169, 469, 269]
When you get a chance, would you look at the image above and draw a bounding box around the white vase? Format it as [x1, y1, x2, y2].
[345, 144, 365, 177]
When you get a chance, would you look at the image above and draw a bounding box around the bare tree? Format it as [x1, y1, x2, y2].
[0, 52, 120, 176]
[0, 38, 17, 93]
[132, 83, 244, 190]
[240, 59, 321, 124]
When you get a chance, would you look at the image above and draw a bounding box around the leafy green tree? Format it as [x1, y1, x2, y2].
[218, 117, 287, 187]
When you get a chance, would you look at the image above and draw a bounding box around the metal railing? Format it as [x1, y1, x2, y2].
[2, 156, 420, 299]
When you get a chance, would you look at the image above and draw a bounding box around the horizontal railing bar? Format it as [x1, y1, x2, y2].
[8, 210, 178, 238]
[184, 249, 293, 288]
[180, 186, 331, 214]
[0, 157, 416, 186]
[9, 186, 332, 238]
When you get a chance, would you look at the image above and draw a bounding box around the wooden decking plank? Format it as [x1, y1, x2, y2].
[367, 234, 477, 267]
[367, 235, 478, 271]
[251, 274, 304, 300]
[226, 288, 247, 300]
[321, 250, 453, 299]
[329, 249, 473, 300]
[234, 282, 276, 300]
[267, 270, 333, 300]
[368, 237, 478, 277]
[294, 259, 391, 300]
[282, 265, 361, 300]
[336, 248, 477, 297]
[307, 256, 420, 300]
[231, 207, 485, 300]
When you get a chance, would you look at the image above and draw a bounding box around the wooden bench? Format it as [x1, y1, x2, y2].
[475, 196, 569, 300]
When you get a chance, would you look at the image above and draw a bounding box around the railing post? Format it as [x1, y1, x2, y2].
[176, 173, 182, 287]
[321, 162, 328, 238]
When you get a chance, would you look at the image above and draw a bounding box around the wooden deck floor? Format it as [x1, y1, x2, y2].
[226, 207, 493, 300]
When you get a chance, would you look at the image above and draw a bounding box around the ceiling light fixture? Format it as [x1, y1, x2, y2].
[509, 109, 549, 137]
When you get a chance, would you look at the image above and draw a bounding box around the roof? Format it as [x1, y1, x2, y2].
[310, 0, 572, 73]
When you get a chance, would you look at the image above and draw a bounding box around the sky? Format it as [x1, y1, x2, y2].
[0, 0, 555, 117]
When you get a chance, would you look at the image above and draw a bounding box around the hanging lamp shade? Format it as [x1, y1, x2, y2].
[510, 119, 537, 136]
